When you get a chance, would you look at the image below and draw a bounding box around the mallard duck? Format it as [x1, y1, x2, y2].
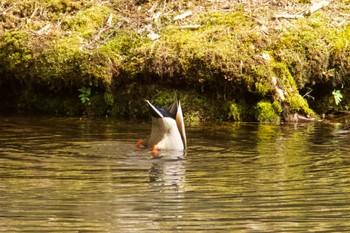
[137, 98, 187, 151]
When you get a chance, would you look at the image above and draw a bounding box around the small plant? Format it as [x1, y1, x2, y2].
[332, 89, 343, 105]
[78, 86, 91, 105]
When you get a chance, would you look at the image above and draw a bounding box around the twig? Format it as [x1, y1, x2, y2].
[29, 5, 38, 20]
[106, 13, 113, 27]
[173, 11, 192, 21]
[303, 90, 314, 101]
[148, 3, 158, 13]
[272, 14, 304, 19]
[37, 23, 51, 35]
[180, 24, 201, 29]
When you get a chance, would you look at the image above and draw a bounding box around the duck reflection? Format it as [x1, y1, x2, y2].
[147, 150, 186, 224]
[149, 150, 186, 189]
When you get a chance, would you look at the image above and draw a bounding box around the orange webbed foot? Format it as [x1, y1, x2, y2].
[152, 145, 159, 157]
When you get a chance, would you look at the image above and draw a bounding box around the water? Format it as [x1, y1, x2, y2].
[0, 115, 350, 232]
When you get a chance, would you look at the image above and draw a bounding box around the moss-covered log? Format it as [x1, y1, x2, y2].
[0, 0, 350, 122]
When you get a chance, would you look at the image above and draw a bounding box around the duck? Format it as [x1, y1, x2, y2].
[137, 98, 187, 151]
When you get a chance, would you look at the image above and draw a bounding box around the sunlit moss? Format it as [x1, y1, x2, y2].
[62, 5, 113, 38]
[272, 100, 283, 114]
[0, 31, 32, 72]
[286, 94, 315, 117]
[255, 100, 281, 123]
[44, 0, 90, 13]
[138, 11, 264, 83]
[272, 13, 333, 88]
[270, 61, 315, 117]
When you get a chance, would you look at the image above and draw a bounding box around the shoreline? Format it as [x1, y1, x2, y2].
[0, 0, 349, 122]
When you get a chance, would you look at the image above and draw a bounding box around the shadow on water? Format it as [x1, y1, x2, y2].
[0, 116, 350, 232]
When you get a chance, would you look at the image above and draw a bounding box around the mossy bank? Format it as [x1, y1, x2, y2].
[1, 0, 350, 122]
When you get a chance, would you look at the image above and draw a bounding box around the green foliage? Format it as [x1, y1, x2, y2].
[78, 86, 91, 104]
[332, 89, 343, 105]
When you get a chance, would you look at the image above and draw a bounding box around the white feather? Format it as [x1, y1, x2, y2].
[143, 99, 187, 150]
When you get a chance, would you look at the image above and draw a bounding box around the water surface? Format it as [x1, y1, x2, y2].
[0, 116, 350, 232]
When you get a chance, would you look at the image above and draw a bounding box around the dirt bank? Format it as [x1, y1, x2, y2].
[0, 0, 349, 122]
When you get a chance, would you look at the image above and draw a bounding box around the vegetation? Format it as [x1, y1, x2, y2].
[0, 0, 350, 122]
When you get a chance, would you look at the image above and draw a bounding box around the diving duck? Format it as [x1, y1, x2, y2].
[137, 98, 187, 151]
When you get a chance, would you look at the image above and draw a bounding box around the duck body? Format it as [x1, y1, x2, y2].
[142, 99, 187, 150]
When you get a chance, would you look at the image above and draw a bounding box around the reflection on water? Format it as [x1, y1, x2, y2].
[0, 116, 350, 232]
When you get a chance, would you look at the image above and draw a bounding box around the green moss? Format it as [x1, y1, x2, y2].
[139, 11, 265, 83]
[254, 81, 270, 97]
[24, 39, 85, 90]
[272, 62, 297, 90]
[328, 25, 350, 81]
[0, 31, 32, 73]
[286, 94, 315, 117]
[150, 89, 217, 122]
[100, 31, 144, 77]
[255, 100, 281, 123]
[45, 0, 89, 14]
[227, 101, 245, 121]
[101, 32, 141, 56]
[272, 101, 283, 114]
[273, 14, 332, 88]
[62, 5, 113, 38]
[270, 61, 315, 117]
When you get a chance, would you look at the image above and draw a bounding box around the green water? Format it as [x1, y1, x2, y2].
[0, 116, 350, 232]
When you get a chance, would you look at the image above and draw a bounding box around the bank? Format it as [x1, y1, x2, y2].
[0, 0, 349, 122]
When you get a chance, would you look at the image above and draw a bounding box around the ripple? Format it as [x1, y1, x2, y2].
[1, 116, 350, 232]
